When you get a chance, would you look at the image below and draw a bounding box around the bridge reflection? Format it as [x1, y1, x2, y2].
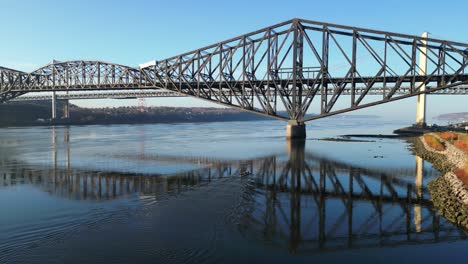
[0, 129, 465, 252]
[236, 141, 464, 252]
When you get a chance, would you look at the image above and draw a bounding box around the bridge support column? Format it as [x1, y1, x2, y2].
[286, 120, 306, 139]
[63, 99, 70, 119]
[51, 92, 57, 120]
[52, 127, 57, 182]
[415, 32, 428, 127]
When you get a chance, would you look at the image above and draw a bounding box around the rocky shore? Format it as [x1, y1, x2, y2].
[429, 173, 468, 227]
[416, 132, 468, 229]
[419, 133, 466, 171]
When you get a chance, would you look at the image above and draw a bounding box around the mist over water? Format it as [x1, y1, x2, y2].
[1, 118, 467, 264]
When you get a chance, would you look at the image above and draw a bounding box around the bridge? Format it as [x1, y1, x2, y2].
[1, 18, 467, 138]
[10, 85, 468, 102]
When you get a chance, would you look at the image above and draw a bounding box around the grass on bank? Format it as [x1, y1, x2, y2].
[454, 134, 468, 152]
[438, 132, 468, 185]
[421, 132, 468, 198]
[455, 158, 468, 186]
[423, 134, 446, 151]
[436, 131, 468, 152]
[438, 131, 459, 141]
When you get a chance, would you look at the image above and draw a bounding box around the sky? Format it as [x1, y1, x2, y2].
[1, 0, 467, 122]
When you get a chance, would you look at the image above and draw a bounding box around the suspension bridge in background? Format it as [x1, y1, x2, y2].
[1, 18, 467, 138]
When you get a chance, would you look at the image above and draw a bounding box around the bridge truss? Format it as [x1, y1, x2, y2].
[140, 18, 468, 121]
[9, 85, 468, 102]
[0, 61, 142, 102]
[1, 18, 467, 122]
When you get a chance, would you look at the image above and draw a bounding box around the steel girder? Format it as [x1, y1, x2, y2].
[0, 66, 30, 101]
[0, 60, 145, 100]
[11, 85, 468, 102]
[140, 18, 468, 122]
[30, 60, 143, 89]
[1, 19, 468, 122]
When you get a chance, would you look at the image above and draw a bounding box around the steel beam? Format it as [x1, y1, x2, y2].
[0, 19, 467, 126]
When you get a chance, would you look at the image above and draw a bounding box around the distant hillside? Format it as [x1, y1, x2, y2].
[0, 101, 61, 126]
[436, 112, 468, 122]
[0, 101, 269, 127]
[0, 101, 381, 127]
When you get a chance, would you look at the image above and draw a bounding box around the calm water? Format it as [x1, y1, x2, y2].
[1, 118, 467, 263]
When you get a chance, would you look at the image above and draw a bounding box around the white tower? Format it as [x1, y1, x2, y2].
[415, 32, 428, 127]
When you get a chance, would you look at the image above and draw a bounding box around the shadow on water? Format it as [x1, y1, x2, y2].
[1, 127, 466, 262]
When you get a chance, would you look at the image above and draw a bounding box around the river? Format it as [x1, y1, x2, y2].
[0, 118, 467, 263]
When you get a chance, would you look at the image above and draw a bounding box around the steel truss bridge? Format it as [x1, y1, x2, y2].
[10, 85, 468, 102]
[1, 18, 467, 126]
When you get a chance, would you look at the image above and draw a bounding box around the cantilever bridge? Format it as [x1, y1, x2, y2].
[1, 18, 467, 137]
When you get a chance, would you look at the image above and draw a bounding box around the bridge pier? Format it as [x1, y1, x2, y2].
[63, 99, 70, 119]
[51, 92, 57, 120]
[286, 120, 306, 139]
[286, 137, 306, 162]
[415, 32, 428, 127]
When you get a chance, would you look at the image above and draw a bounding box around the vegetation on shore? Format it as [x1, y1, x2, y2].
[423, 134, 446, 151]
[434, 132, 468, 183]
[438, 131, 468, 152]
[412, 136, 452, 174]
[0, 101, 268, 127]
[455, 163, 468, 185]
[416, 131, 468, 229]
[0, 100, 379, 127]
[454, 134, 468, 152]
[423, 132, 468, 186]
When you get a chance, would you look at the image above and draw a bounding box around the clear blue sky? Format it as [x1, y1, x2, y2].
[1, 0, 467, 121]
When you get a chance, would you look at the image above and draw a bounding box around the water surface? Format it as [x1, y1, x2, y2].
[0, 119, 466, 263]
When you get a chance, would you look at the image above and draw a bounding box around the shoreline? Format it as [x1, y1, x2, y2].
[414, 132, 468, 228]
[341, 134, 406, 138]
[0, 118, 267, 129]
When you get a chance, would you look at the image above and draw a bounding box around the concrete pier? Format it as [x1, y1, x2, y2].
[286, 137, 306, 162]
[415, 32, 428, 127]
[51, 92, 57, 120]
[286, 120, 306, 139]
[63, 99, 70, 119]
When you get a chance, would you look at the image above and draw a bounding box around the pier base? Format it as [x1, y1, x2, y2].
[286, 138, 306, 162]
[63, 99, 70, 119]
[286, 120, 306, 139]
[51, 92, 57, 120]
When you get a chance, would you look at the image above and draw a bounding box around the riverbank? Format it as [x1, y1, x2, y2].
[415, 132, 468, 228]
[394, 123, 468, 136]
[0, 102, 268, 127]
[0, 101, 379, 128]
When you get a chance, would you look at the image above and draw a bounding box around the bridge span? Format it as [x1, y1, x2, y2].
[10, 85, 468, 102]
[1, 18, 467, 138]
